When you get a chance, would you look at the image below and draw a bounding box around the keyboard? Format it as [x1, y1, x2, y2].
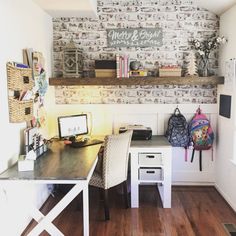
[69, 139, 103, 148]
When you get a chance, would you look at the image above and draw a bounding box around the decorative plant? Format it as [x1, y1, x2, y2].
[189, 34, 227, 76]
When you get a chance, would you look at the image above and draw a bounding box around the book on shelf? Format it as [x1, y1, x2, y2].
[95, 69, 116, 78]
[116, 54, 130, 78]
[95, 60, 116, 78]
[95, 60, 116, 69]
[129, 70, 148, 77]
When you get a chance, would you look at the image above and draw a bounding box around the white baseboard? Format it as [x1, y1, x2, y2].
[172, 181, 214, 186]
[214, 184, 236, 212]
[172, 170, 215, 183]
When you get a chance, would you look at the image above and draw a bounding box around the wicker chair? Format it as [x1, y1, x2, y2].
[89, 131, 133, 220]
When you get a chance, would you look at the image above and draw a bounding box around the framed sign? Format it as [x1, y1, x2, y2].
[107, 28, 163, 47]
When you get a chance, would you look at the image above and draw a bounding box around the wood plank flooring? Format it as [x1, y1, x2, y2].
[22, 186, 236, 236]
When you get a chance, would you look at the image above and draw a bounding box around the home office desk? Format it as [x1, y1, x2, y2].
[0, 141, 101, 236]
[130, 135, 172, 208]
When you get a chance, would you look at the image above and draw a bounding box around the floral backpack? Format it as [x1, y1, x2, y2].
[189, 108, 214, 171]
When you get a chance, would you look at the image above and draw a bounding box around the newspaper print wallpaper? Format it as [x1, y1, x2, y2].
[55, 85, 216, 104]
[53, 0, 219, 104]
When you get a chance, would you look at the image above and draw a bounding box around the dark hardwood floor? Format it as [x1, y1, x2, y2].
[22, 186, 236, 236]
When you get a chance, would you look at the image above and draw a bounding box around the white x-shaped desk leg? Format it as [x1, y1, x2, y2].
[28, 181, 88, 236]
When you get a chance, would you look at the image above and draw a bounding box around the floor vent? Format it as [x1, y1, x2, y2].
[223, 223, 236, 236]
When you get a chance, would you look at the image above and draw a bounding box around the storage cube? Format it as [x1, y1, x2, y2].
[139, 153, 162, 165]
[139, 167, 162, 181]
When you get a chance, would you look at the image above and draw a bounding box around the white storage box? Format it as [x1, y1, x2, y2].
[18, 155, 34, 171]
[138, 153, 162, 165]
[139, 167, 162, 181]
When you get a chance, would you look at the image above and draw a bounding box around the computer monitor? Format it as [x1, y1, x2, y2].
[58, 114, 89, 139]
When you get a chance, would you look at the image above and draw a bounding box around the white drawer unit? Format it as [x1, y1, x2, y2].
[138, 153, 162, 166]
[139, 167, 163, 181]
[130, 136, 172, 208]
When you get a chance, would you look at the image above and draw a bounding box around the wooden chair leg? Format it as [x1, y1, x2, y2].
[123, 181, 129, 208]
[104, 189, 110, 220]
[99, 188, 103, 201]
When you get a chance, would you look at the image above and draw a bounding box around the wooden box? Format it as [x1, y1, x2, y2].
[159, 68, 181, 77]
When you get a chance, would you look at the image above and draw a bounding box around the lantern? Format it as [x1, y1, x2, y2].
[63, 39, 83, 77]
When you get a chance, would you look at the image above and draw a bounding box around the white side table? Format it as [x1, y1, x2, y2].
[130, 135, 172, 208]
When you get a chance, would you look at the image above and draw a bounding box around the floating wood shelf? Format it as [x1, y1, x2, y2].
[49, 76, 224, 86]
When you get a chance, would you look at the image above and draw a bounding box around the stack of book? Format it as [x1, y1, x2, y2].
[95, 60, 116, 77]
[116, 54, 129, 78]
[129, 70, 148, 77]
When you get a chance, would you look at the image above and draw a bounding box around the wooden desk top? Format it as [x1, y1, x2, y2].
[0, 141, 101, 181]
[130, 135, 171, 149]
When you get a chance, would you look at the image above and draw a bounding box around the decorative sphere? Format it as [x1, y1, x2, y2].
[130, 61, 141, 70]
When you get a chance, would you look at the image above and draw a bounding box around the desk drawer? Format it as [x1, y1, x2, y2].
[138, 153, 162, 165]
[139, 167, 162, 181]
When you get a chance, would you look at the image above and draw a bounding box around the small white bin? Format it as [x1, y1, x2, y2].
[139, 167, 162, 181]
[18, 155, 34, 171]
[138, 153, 162, 165]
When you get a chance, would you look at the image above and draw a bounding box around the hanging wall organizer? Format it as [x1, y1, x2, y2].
[7, 62, 34, 123]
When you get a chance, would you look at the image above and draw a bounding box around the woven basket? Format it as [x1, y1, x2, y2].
[8, 98, 33, 123]
[6, 63, 34, 90]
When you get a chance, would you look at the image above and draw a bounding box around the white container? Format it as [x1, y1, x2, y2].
[18, 155, 34, 171]
[138, 153, 162, 165]
[139, 167, 162, 181]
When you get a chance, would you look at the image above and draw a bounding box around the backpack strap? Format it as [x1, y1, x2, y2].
[199, 150, 202, 171]
[191, 149, 203, 171]
[211, 147, 214, 161]
[191, 149, 195, 162]
[184, 147, 188, 162]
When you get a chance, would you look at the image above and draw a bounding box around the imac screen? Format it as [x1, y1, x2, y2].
[58, 114, 88, 139]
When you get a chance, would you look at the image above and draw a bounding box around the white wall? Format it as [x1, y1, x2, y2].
[47, 102, 218, 185]
[0, 1, 52, 235]
[216, 4, 236, 212]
